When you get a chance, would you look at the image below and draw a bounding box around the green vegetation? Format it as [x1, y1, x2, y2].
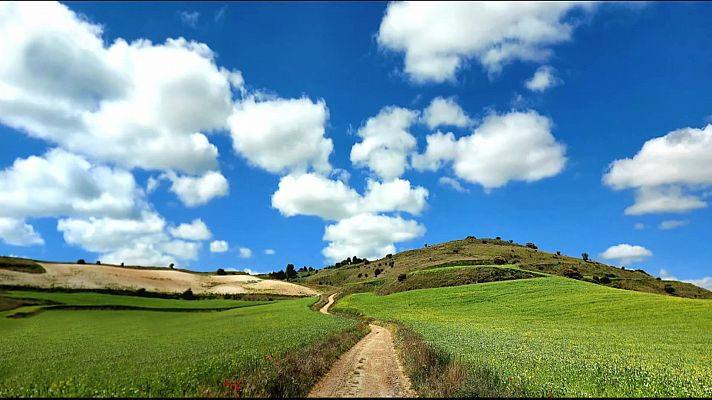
[336, 277, 712, 397]
[378, 264, 541, 295]
[0, 291, 361, 397]
[0, 256, 45, 273]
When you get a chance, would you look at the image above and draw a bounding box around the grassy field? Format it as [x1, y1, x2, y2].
[0, 291, 361, 397]
[0, 256, 45, 273]
[335, 276, 712, 397]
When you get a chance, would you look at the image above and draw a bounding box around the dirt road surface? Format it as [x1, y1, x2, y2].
[308, 294, 415, 398]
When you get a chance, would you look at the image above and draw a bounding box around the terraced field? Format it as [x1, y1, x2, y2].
[0, 291, 358, 397]
[335, 276, 712, 397]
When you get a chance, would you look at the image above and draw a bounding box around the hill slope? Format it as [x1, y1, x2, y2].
[299, 237, 711, 299]
[0, 260, 317, 297]
[336, 276, 712, 397]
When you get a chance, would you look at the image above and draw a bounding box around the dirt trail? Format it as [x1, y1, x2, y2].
[309, 294, 415, 398]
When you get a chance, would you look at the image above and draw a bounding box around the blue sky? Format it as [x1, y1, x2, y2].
[0, 2, 710, 288]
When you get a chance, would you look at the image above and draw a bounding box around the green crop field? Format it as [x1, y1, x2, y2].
[0, 291, 356, 397]
[335, 276, 712, 397]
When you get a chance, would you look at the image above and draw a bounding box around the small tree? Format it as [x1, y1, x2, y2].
[582, 252, 589, 262]
[286, 264, 297, 280]
[374, 268, 383, 277]
[493, 256, 506, 265]
[96, 260, 101, 265]
[182, 288, 194, 299]
[397, 273, 407, 282]
[217, 268, 227, 276]
[556, 251, 561, 256]
[169, 263, 175, 269]
[120, 262, 124, 267]
[526, 242, 538, 250]
[664, 284, 676, 294]
[496, 236, 501, 240]
[599, 276, 611, 284]
[77, 259, 86, 264]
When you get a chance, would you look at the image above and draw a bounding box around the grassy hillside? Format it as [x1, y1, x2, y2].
[0, 256, 45, 274]
[0, 291, 365, 397]
[300, 237, 712, 299]
[335, 277, 712, 397]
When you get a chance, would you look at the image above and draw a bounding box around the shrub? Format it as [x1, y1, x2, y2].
[466, 236, 476, 240]
[599, 276, 611, 284]
[656, 277, 661, 281]
[664, 284, 676, 294]
[357, 273, 362, 278]
[364, 260, 370, 265]
[496, 236, 501, 240]
[424, 244, 428, 247]
[581, 252, 589, 262]
[482, 240, 488, 244]
[452, 249, 459, 254]
[77, 259, 86, 264]
[493, 256, 506, 265]
[181, 288, 194, 300]
[120, 262, 124, 267]
[526, 242, 538, 249]
[374, 268, 383, 277]
[398, 273, 407, 282]
[593, 276, 600, 282]
[562, 268, 583, 280]
[136, 288, 146, 295]
[217, 268, 227, 276]
[96, 261, 101, 265]
[509, 240, 514, 243]
[556, 251, 561, 256]
[169, 263, 175, 269]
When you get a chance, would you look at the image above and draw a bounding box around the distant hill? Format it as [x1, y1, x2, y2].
[0, 258, 317, 297]
[299, 237, 712, 299]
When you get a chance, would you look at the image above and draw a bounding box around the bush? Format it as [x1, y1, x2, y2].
[509, 240, 514, 243]
[96, 261, 101, 265]
[493, 256, 506, 265]
[581, 252, 589, 262]
[556, 251, 561, 256]
[364, 260, 370, 265]
[496, 236, 501, 240]
[374, 268, 383, 277]
[357, 273, 362, 278]
[181, 288, 194, 299]
[452, 249, 459, 254]
[398, 273, 407, 282]
[664, 284, 676, 294]
[169, 263, 175, 269]
[482, 240, 487, 244]
[656, 277, 661, 281]
[466, 235, 476, 240]
[136, 288, 146, 295]
[562, 268, 583, 280]
[77, 259, 86, 264]
[526, 242, 538, 250]
[217, 268, 227, 276]
[386, 254, 393, 259]
[599, 276, 611, 284]
[120, 262, 124, 267]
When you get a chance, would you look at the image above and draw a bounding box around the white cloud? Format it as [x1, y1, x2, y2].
[659, 269, 712, 291]
[169, 218, 212, 241]
[228, 96, 332, 174]
[179, 11, 200, 28]
[238, 247, 252, 259]
[0, 218, 44, 246]
[438, 176, 469, 193]
[56, 211, 195, 267]
[658, 219, 688, 230]
[0, 148, 140, 219]
[413, 110, 566, 189]
[623, 186, 707, 216]
[633, 223, 645, 230]
[351, 106, 419, 180]
[604, 124, 712, 214]
[0, 2, 240, 174]
[271, 173, 428, 221]
[264, 249, 275, 255]
[525, 65, 560, 91]
[422, 97, 472, 129]
[377, 1, 596, 83]
[210, 240, 229, 253]
[242, 268, 257, 275]
[322, 213, 425, 263]
[163, 171, 229, 207]
[600, 244, 653, 266]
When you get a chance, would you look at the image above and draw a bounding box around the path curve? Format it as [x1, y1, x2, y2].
[309, 294, 415, 398]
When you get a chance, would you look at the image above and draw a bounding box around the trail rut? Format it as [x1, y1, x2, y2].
[309, 294, 415, 398]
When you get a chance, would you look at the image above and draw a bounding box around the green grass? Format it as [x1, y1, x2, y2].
[335, 277, 712, 397]
[0, 293, 357, 397]
[0, 256, 45, 273]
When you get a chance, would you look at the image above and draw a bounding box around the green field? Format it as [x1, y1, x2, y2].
[335, 276, 712, 397]
[0, 291, 356, 397]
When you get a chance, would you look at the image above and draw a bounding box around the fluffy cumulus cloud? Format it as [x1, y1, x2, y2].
[0, 218, 44, 246]
[351, 106, 419, 180]
[169, 218, 212, 241]
[271, 173, 428, 221]
[525, 65, 560, 91]
[0, 2, 241, 175]
[209, 240, 229, 253]
[600, 244, 653, 266]
[604, 124, 712, 214]
[658, 219, 688, 230]
[377, 1, 596, 83]
[422, 97, 472, 129]
[228, 96, 332, 174]
[163, 171, 229, 207]
[413, 110, 566, 189]
[238, 247, 252, 259]
[57, 211, 200, 266]
[322, 213, 425, 262]
[0, 148, 140, 219]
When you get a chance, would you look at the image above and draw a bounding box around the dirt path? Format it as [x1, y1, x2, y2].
[309, 294, 416, 398]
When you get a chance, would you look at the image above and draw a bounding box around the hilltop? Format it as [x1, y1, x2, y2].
[298, 236, 712, 299]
